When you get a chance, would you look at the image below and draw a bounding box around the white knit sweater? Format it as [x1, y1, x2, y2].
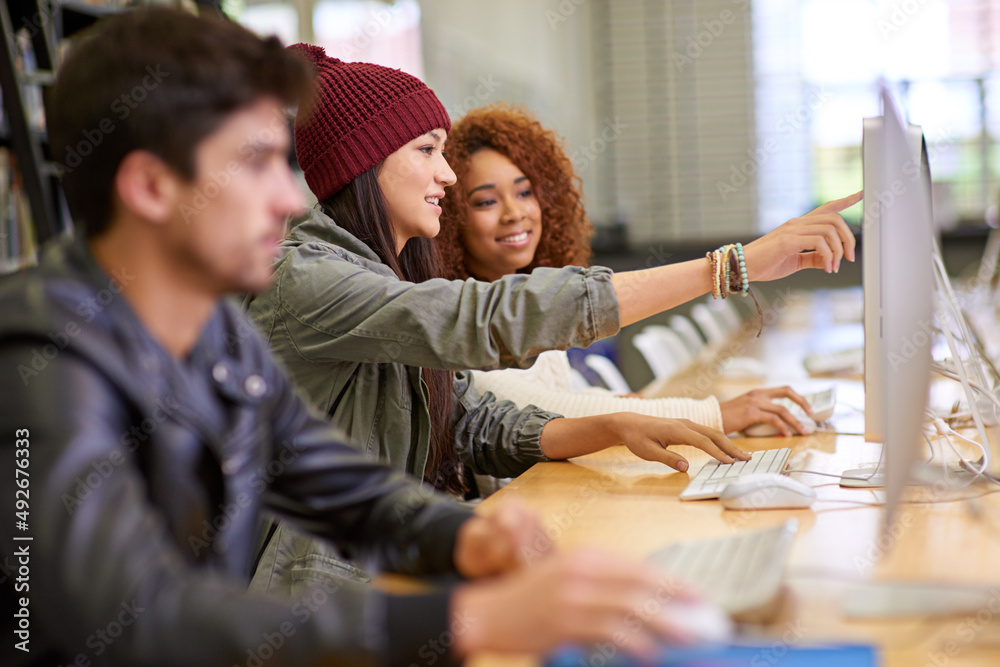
[471, 350, 724, 430]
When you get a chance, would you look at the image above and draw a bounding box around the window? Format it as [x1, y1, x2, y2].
[755, 0, 1000, 230]
[313, 0, 423, 77]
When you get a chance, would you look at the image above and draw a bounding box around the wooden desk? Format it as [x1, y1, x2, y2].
[470, 293, 1000, 667]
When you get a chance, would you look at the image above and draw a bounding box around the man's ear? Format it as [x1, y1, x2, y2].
[113, 150, 181, 225]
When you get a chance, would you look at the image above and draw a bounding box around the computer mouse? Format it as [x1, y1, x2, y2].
[719, 473, 817, 510]
[660, 597, 735, 644]
[742, 387, 835, 437]
[744, 417, 816, 438]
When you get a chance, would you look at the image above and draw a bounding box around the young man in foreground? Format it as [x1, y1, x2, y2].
[0, 9, 691, 665]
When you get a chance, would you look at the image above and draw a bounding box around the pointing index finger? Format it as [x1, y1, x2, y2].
[810, 190, 863, 215]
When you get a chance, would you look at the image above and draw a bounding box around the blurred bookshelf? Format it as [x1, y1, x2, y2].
[0, 0, 125, 276]
[0, 147, 38, 273]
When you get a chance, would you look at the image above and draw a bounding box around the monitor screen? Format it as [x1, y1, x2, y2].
[858, 85, 936, 529]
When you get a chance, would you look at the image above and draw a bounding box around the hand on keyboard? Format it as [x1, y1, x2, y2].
[615, 415, 751, 472]
[720, 386, 815, 437]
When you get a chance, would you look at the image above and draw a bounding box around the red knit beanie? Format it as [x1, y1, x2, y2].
[289, 43, 452, 202]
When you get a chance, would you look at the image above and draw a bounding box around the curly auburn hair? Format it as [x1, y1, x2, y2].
[437, 103, 594, 280]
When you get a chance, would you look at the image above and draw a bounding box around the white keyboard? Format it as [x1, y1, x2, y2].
[804, 347, 863, 375]
[743, 387, 837, 437]
[679, 448, 791, 500]
[648, 519, 798, 622]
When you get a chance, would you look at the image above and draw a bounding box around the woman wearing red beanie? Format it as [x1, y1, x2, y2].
[247, 44, 858, 614]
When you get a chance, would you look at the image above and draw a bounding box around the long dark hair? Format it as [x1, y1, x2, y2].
[320, 166, 466, 496]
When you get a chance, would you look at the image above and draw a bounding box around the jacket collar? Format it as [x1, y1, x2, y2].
[3, 234, 244, 388]
[286, 207, 384, 265]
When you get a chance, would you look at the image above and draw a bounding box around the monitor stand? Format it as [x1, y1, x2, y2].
[839, 466, 887, 488]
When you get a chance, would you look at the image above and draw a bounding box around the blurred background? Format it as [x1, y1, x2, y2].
[3, 0, 997, 385]
[227, 0, 1000, 385]
[227, 0, 1000, 244]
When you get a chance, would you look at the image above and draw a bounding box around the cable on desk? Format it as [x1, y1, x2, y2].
[801, 486, 1000, 509]
[786, 469, 878, 482]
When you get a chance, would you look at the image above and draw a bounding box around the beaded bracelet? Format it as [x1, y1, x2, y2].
[708, 244, 746, 300]
[735, 242, 749, 295]
[725, 246, 741, 296]
[706, 250, 720, 299]
[720, 244, 732, 299]
[706, 242, 764, 336]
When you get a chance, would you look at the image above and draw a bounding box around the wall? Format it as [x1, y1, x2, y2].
[418, 0, 609, 222]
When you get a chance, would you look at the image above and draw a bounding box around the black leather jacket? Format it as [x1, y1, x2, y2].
[0, 236, 473, 666]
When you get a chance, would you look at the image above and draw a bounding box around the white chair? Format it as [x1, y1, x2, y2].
[669, 315, 707, 356]
[691, 302, 728, 346]
[643, 325, 695, 367]
[632, 331, 680, 381]
[568, 367, 592, 391]
[583, 354, 632, 394]
[708, 297, 742, 334]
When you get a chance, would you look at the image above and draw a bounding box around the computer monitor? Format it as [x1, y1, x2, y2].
[847, 86, 936, 528]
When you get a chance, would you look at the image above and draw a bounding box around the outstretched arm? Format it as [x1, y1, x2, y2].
[611, 192, 861, 327]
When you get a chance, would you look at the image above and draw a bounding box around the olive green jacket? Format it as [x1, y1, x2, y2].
[247, 207, 621, 480]
[246, 208, 621, 593]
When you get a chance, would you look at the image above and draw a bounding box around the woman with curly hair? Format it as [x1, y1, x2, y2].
[438, 104, 822, 438]
[436, 104, 593, 281]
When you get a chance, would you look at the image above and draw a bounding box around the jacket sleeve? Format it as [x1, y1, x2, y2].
[261, 357, 473, 578]
[451, 371, 559, 478]
[0, 345, 470, 667]
[274, 247, 620, 371]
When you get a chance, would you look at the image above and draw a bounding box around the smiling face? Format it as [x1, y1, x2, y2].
[377, 129, 456, 254]
[460, 148, 543, 281]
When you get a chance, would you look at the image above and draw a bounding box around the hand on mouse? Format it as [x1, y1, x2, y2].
[450, 549, 705, 659]
[720, 386, 813, 437]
